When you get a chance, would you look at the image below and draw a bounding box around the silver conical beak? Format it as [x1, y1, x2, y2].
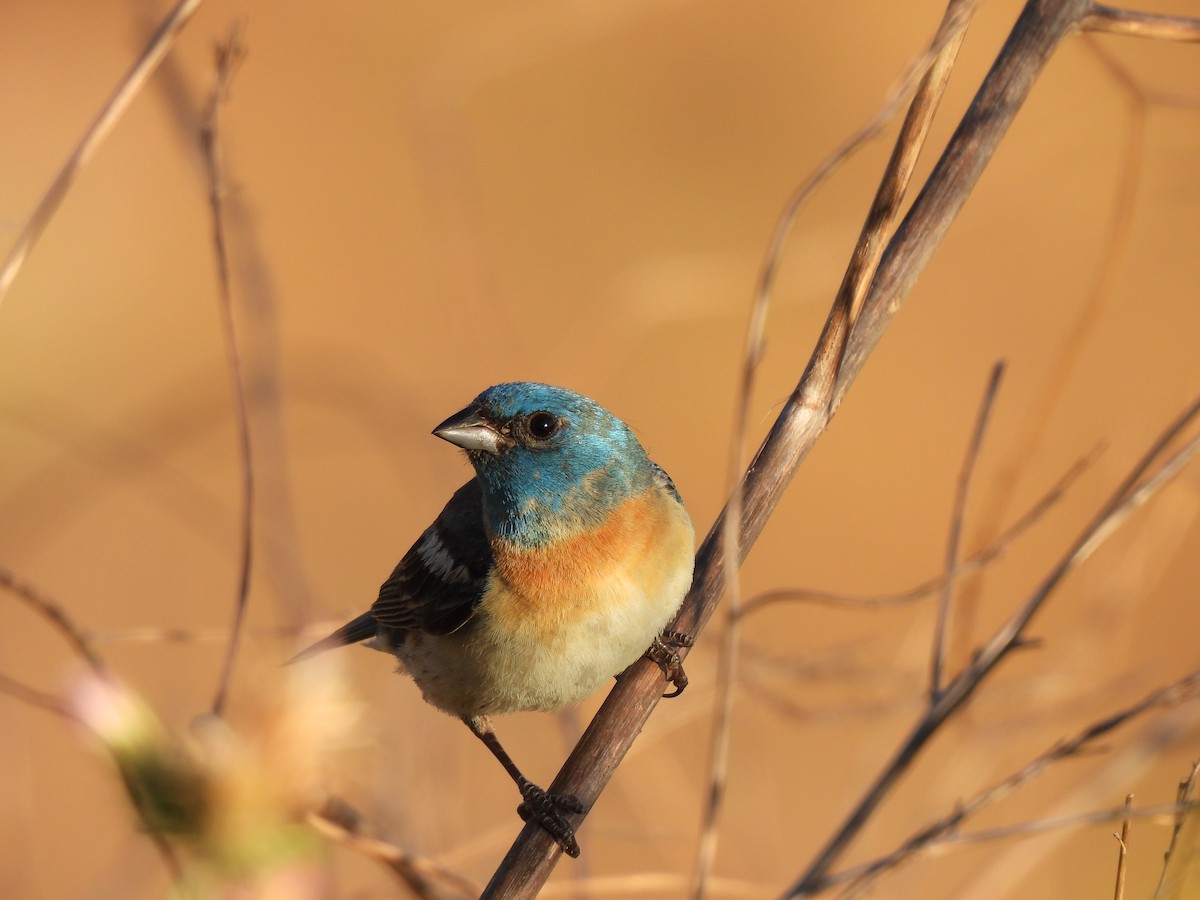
[433, 407, 509, 455]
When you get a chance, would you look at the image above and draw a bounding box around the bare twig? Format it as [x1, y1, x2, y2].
[737, 447, 1099, 616]
[91, 624, 307, 644]
[925, 802, 1198, 852]
[1083, 6, 1200, 41]
[690, 193, 769, 899]
[789, 395, 1200, 896]
[201, 30, 255, 719]
[0, 672, 79, 722]
[930, 362, 1004, 700]
[0, 564, 105, 674]
[1114, 794, 1134, 900]
[309, 799, 479, 899]
[0, 0, 205, 306]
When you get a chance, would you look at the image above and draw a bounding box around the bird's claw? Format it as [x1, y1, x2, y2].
[647, 629, 694, 698]
[517, 781, 587, 858]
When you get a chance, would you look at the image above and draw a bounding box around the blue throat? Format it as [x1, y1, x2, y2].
[464, 384, 655, 547]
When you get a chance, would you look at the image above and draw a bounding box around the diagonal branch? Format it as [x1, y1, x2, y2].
[930, 362, 1004, 700]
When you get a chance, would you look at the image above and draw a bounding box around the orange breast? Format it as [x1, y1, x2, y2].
[486, 489, 672, 630]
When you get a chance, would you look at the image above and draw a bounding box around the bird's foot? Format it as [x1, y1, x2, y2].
[646, 629, 694, 698]
[517, 781, 587, 858]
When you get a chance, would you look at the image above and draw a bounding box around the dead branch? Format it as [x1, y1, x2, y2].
[0, 564, 105, 674]
[309, 798, 479, 900]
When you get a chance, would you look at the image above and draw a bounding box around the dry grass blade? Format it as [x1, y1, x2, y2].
[0, 564, 105, 674]
[0, 0, 205, 306]
[1154, 760, 1200, 899]
[201, 30, 256, 719]
[930, 362, 1004, 699]
[737, 447, 1099, 615]
[928, 802, 1197, 851]
[1083, 6, 1200, 41]
[1114, 794, 1133, 900]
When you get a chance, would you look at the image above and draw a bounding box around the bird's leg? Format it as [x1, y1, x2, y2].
[645, 629, 694, 698]
[463, 715, 587, 858]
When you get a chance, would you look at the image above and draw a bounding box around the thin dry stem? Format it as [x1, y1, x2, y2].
[1084, 6, 1200, 41]
[1114, 794, 1133, 900]
[202, 31, 255, 719]
[738, 447, 1099, 615]
[0, 0, 205, 306]
[91, 624, 307, 644]
[933, 802, 1198, 849]
[0, 564, 105, 674]
[930, 362, 1004, 700]
[690, 245, 762, 899]
[0, 672, 78, 722]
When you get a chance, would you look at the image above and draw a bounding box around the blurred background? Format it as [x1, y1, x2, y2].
[1, 1, 1199, 897]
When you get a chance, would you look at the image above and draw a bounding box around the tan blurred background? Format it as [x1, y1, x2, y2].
[2, 1, 1199, 897]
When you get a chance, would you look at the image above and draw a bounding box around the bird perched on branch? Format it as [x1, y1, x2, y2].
[293, 382, 695, 856]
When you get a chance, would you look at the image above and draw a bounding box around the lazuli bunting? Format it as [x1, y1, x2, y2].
[295, 382, 695, 856]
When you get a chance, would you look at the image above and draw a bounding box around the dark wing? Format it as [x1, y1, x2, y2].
[371, 478, 492, 638]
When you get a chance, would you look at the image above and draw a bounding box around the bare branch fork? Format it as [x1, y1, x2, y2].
[484, 0, 1200, 895]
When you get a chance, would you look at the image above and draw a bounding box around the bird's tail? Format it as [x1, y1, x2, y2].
[288, 612, 379, 665]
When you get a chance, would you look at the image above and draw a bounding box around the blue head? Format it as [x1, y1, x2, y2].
[433, 383, 653, 546]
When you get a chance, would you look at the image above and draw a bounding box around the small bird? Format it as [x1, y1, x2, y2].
[294, 382, 695, 856]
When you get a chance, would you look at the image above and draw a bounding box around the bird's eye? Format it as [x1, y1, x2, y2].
[526, 412, 560, 440]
